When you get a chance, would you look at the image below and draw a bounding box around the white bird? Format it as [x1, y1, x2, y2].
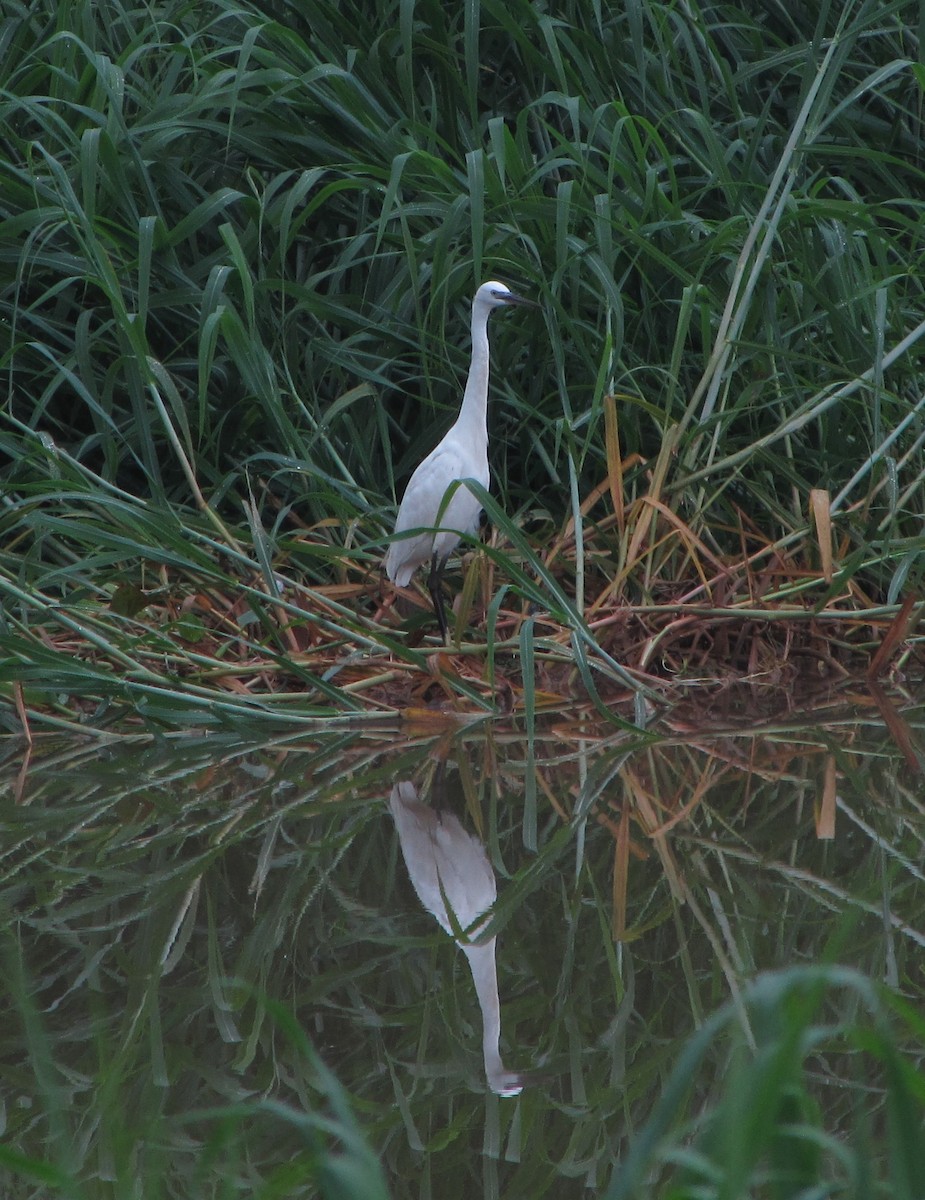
[384, 280, 533, 641]
[389, 780, 525, 1097]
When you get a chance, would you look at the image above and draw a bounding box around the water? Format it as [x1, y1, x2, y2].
[1, 692, 922, 1197]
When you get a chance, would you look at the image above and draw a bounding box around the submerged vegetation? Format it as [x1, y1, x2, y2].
[1, 713, 924, 1197]
[1, 0, 924, 727]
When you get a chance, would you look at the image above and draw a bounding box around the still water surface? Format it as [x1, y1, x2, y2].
[1, 692, 923, 1196]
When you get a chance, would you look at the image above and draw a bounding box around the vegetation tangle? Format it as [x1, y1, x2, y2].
[2, 0, 924, 731]
[2, 3, 925, 1197]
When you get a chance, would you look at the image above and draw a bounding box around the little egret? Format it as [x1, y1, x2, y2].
[384, 280, 532, 641]
[389, 780, 525, 1097]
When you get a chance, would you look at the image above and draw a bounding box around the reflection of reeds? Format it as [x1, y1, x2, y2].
[605, 966, 925, 1200]
[540, 704, 925, 1030]
[1, 707, 923, 1194]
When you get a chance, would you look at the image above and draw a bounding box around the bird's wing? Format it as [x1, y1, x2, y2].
[431, 813, 497, 932]
[390, 785, 497, 936]
[394, 441, 488, 535]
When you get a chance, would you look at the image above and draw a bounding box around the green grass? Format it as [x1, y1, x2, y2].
[1, 714, 924, 1197]
[605, 965, 925, 1200]
[1, 0, 924, 724]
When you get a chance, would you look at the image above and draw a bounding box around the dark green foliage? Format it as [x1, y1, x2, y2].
[1, 719, 924, 1197]
[1, 0, 923, 713]
[3, 0, 923, 526]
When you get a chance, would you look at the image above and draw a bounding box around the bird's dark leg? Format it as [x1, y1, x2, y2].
[431, 758, 449, 813]
[428, 551, 450, 644]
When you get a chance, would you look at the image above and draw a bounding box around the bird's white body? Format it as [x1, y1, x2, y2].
[385, 281, 527, 594]
[385, 441, 488, 588]
[389, 781, 524, 1097]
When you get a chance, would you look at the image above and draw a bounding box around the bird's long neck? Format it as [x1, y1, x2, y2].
[462, 939, 506, 1085]
[454, 301, 491, 445]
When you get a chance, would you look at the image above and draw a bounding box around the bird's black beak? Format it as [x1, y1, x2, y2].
[500, 290, 538, 308]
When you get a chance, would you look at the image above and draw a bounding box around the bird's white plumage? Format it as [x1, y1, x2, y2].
[389, 780, 496, 937]
[389, 780, 524, 1096]
[387, 443, 488, 586]
[385, 281, 528, 599]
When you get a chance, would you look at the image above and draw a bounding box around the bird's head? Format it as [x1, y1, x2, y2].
[475, 280, 535, 310]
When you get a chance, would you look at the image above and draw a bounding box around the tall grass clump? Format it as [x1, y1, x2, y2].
[1, 933, 391, 1200]
[605, 966, 925, 1200]
[1, 0, 923, 723]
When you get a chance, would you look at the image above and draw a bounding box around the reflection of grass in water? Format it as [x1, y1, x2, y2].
[2, 943, 390, 1199]
[1, 723, 923, 1196]
[3, 953, 924, 1198]
[605, 965, 925, 1200]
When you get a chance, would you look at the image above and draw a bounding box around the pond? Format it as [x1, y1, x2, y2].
[1, 686, 923, 1198]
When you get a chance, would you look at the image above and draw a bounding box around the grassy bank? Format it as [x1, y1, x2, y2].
[1, 0, 923, 727]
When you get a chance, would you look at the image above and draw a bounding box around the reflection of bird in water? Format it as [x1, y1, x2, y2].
[389, 780, 524, 1097]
